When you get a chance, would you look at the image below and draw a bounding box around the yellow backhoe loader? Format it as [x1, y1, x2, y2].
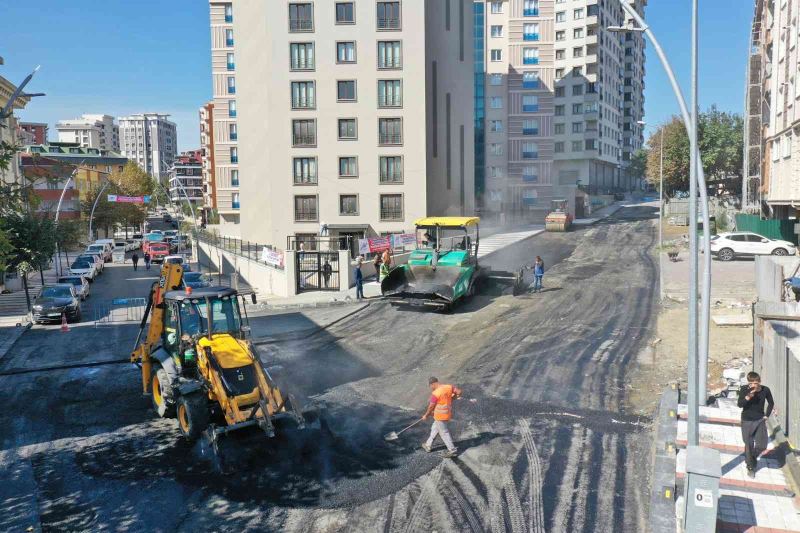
[131, 262, 306, 448]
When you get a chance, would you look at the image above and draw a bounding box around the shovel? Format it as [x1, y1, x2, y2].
[384, 418, 424, 441]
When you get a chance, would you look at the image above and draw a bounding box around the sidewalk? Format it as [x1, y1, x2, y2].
[0, 267, 61, 327]
[572, 201, 625, 225]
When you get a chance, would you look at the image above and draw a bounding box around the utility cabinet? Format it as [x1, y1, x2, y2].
[683, 445, 721, 532]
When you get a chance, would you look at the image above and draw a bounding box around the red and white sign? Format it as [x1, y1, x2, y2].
[358, 236, 392, 255]
[107, 194, 150, 204]
[261, 247, 284, 268]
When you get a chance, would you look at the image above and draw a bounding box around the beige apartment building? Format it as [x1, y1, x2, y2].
[476, 0, 645, 220]
[209, 1, 240, 225]
[224, 0, 475, 247]
[199, 101, 216, 219]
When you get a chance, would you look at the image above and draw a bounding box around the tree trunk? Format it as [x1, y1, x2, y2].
[39, 266, 44, 285]
[22, 273, 31, 313]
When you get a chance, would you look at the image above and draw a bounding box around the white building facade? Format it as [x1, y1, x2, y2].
[118, 113, 178, 182]
[56, 114, 120, 152]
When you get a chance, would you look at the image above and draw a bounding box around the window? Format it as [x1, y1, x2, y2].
[230, 147, 238, 163]
[490, 96, 503, 109]
[572, 122, 583, 133]
[231, 169, 239, 186]
[491, 49, 502, 62]
[555, 30, 565, 41]
[555, 105, 564, 116]
[380, 194, 403, 220]
[489, 120, 503, 132]
[572, 84, 583, 96]
[555, 11, 565, 22]
[340, 195, 358, 215]
[490, 1, 503, 14]
[522, 95, 538, 112]
[292, 119, 316, 146]
[522, 166, 538, 183]
[229, 123, 238, 140]
[227, 52, 235, 70]
[294, 195, 318, 221]
[554, 123, 565, 134]
[555, 86, 565, 97]
[490, 143, 503, 156]
[336, 2, 355, 23]
[491, 25, 503, 37]
[784, 133, 792, 158]
[523, 47, 539, 64]
[380, 156, 403, 182]
[572, 66, 582, 76]
[555, 68, 565, 79]
[574, 28, 584, 39]
[379, 118, 402, 145]
[572, 140, 582, 152]
[224, 3, 233, 23]
[523, 23, 539, 41]
[290, 43, 315, 70]
[555, 141, 564, 153]
[378, 41, 402, 68]
[586, 82, 597, 93]
[289, 3, 314, 32]
[523, 0, 539, 16]
[293, 157, 317, 184]
[585, 139, 596, 150]
[573, 47, 583, 58]
[587, 4, 599, 16]
[378, 80, 403, 107]
[225, 29, 234, 46]
[337, 41, 356, 63]
[232, 192, 240, 209]
[338, 118, 357, 139]
[337, 80, 357, 101]
[572, 103, 583, 114]
[522, 71, 539, 89]
[291, 81, 315, 108]
[555, 49, 565, 60]
[377, 1, 401, 29]
[573, 8, 584, 19]
[522, 142, 538, 159]
[488, 166, 503, 179]
[490, 73, 503, 86]
[522, 119, 539, 135]
[339, 156, 358, 177]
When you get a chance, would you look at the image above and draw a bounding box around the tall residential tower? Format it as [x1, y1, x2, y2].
[118, 113, 178, 182]
[56, 114, 119, 151]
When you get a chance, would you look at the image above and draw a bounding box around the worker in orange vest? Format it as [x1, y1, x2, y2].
[421, 376, 462, 457]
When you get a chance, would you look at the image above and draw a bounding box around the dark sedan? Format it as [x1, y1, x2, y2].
[183, 272, 211, 289]
[32, 284, 82, 324]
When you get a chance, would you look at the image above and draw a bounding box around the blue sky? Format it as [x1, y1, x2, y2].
[2, 0, 752, 151]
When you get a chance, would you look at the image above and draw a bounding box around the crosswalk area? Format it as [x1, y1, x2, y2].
[477, 228, 544, 259]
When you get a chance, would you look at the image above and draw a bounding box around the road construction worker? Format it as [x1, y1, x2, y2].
[421, 376, 461, 457]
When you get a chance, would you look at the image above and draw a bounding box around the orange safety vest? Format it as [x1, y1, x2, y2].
[433, 384, 454, 421]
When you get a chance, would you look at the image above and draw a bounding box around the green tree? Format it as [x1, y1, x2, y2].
[82, 185, 119, 239]
[629, 148, 648, 183]
[0, 229, 15, 292]
[2, 212, 57, 275]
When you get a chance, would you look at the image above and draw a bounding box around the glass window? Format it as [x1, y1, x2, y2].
[489, 120, 503, 132]
[229, 123, 237, 140]
[228, 100, 237, 117]
[338, 118, 357, 139]
[231, 169, 239, 186]
[555, 141, 564, 153]
[289, 3, 314, 31]
[380, 194, 403, 220]
[293, 157, 317, 184]
[572, 122, 583, 133]
[555, 105, 564, 116]
[522, 119, 539, 135]
[225, 29, 234, 46]
[490, 96, 502, 109]
[555, 30, 565, 41]
[522, 142, 538, 159]
[230, 147, 238, 163]
[490, 1, 503, 13]
[491, 49, 502, 61]
[573, 46, 583, 58]
[292, 119, 316, 146]
[572, 140, 582, 151]
[379, 118, 402, 144]
[378, 41, 402, 68]
[491, 25, 503, 37]
[573, 8, 584, 19]
[294, 195, 318, 221]
[378, 80, 403, 107]
[377, 1, 401, 29]
[490, 73, 503, 85]
[555, 11, 565, 23]
[337, 80, 357, 101]
[523, 0, 539, 16]
[522, 166, 538, 182]
[554, 123, 564, 134]
[523, 47, 539, 64]
[226, 52, 235, 70]
[232, 192, 240, 208]
[379, 156, 403, 182]
[224, 3, 233, 23]
[555, 49, 565, 60]
[339, 157, 358, 177]
[340, 195, 358, 215]
[335, 2, 355, 23]
[574, 28, 584, 38]
[490, 143, 503, 156]
[555, 86, 565, 97]
[291, 81, 315, 108]
[522, 95, 538, 112]
[572, 84, 583, 95]
[337, 41, 356, 63]
[523, 23, 539, 41]
[572, 103, 583, 114]
[290, 42, 315, 70]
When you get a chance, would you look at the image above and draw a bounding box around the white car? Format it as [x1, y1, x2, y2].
[710, 232, 796, 261]
[86, 243, 112, 263]
[77, 253, 104, 274]
[58, 275, 91, 300]
[69, 259, 98, 282]
[126, 238, 140, 250]
[114, 241, 129, 253]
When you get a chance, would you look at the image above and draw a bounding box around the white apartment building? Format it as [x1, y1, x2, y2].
[209, 1, 240, 225]
[199, 101, 216, 218]
[229, 1, 475, 247]
[118, 113, 178, 182]
[56, 114, 120, 152]
[476, 0, 645, 219]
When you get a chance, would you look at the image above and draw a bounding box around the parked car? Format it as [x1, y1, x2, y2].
[68, 259, 98, 282]
[77, 253, 104, 274]
[125, 238, 140, 250]
[114, 241, 129, 254]
[710, 232, 797, 261]
[58, 275, 90, 300]
[86, 243, 112, 263]
[32, 284, 82, 324]
[163, 213, 173, 223]
[148, 242, 170, 263]
[182, 272, 211, 289]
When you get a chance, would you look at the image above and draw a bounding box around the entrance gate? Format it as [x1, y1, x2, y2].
[296, 251, 340, 292]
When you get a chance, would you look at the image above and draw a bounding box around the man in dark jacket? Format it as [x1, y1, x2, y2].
[738, 372, 775, 477]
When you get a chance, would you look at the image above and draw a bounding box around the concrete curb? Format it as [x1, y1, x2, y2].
[253, 301, 371, 343]
[0, 322, 32, 366]
[258, 297, 376, 312]
[649, 384, 680, 533]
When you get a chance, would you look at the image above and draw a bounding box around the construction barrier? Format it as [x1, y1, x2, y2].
[92, 297, 147, 326]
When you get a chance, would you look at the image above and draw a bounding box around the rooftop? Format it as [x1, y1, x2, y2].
[23, 142, 126, 160]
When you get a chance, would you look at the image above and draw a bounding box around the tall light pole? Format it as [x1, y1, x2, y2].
[53, 160, 86, 276]
[639, 119, 664, 302]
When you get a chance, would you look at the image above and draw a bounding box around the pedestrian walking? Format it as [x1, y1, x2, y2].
[738, 372, 775, 477]
[373, 253, 382, 281]
[355, 256, 365, 300]
[132, 253, 139, 271]
[532, 256, 545, 293]
[322, 260, 332, 288]
[421, 377, 461, 458]
[144, 252, 152, 270]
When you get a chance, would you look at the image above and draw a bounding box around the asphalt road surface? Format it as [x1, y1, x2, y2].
[0, 205, 659, 532]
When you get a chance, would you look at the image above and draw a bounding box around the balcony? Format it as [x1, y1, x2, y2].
[523, 33, 540, 41]
[226, 38, 234, 47]
[377, 17, 400, 30]
[229, 110, 237, 117]
[523, 8, 539, 16]
[230, 155, 239, 163]
[227, 86, 236, 94]
[522, 80, 540, 89]
[230, 132, 238, 141]
[522, 128, 539, 135]
[225, 14, 233, 23]
[522, 104, 539, 112]
[523, 57, 539, 65]
[227, 63, 235, 71]
[231, 178, 239, 186]
[522, 174, 538, 183]
[289, 19, 313, 32]
[379, 133, 402, 145]
[232, 201, 240, 209]
[293, 134, 316, 147]
[522, 151, 538, 159]
[586, 34, 598, 45]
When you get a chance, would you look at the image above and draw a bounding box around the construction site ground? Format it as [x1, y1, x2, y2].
[2, 205, 666, 532]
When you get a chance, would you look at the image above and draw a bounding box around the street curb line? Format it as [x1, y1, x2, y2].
[253, 301, 371, 344]
[648, 384, 679, 533]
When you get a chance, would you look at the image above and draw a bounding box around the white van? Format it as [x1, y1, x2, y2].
[86, 243, 112, 263]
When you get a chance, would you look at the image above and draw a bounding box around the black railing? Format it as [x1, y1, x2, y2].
[379, 133, 402, 145]
[293, 134, 316, 146]
[194, 230, 284, 270]
[294, 209, 318, 222]
[287, 235, 351, 251]
[377, 17, 400, 29]
[380, 207, 403, 221]
[290, 19, 313, 31]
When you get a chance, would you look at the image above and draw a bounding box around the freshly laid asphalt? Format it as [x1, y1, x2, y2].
[0, 205, 659, 532]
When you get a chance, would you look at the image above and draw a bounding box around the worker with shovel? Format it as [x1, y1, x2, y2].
[421, 376, 461, 457]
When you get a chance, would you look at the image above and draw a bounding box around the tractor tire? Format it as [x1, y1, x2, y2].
[151, 365, 176, 418]
[717, 248, 734, 262]
[773, 248, 789, 256]
[176, 394, 210, 441]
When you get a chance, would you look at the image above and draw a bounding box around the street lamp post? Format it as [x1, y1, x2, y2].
[659, 131, 664, 302]
[53, 161, 86, 277]
[88, 178, 112, 242]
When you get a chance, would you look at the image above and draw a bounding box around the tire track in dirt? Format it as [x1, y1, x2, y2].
[518, 419, 545, 533]
[549, 425, 588, 533]
[402, 462, 444, 533]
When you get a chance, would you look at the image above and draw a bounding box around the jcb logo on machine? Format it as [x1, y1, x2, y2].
[237, 370, 244, 381]
[158, 274, 167, 288]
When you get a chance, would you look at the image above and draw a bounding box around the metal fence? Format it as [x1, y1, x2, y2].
[92, 298, 147, 326]
[194, 230, 284, 270]
[286, 235, 351, 252]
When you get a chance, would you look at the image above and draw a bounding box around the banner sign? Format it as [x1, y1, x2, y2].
[261, 247, 284, 268]
[358, 236, 392, 256]
[391, 233, 416, 248]
[107, 194, 151, 204]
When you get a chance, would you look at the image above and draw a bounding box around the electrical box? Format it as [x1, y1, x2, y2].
[683, 445, 721, 532]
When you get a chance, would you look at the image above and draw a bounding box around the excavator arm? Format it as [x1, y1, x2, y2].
[130, 262, 184, 394]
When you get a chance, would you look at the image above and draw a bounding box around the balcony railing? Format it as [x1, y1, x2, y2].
[523, 57, 539, 65]
[380, 207, 403, 220]
[230, 133, 238, 141]
[227, 63, 235, 71]
[523, 33, 540, 41]
[232, 201, 240, 209]
[293, 134, 317, 146]
[522, 128, 539, 135]
[225, 15, 233, 23]
[295, 209, 318, 221]
[523, 8, 539, 16]
[522, 151, 538, 159]
[379, 133, 402, 145]
[229, 110, 237, 117]
[290, 19, 313, 32]
[228, 87, 236, 94]
[230, 155, 239, 163]
[226, 38, 234, 47]
[522, 81, 540, 89]
[377, 17, 400, 29]
[522, 174, 538, 183]
[522, 104, 539, 112]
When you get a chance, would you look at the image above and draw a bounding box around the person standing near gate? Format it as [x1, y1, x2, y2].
[421, 376, 462, 458]
[132, 252, 140, 271]
[322, 260, 332, 288]
[354, 256, 364, 300]
[373, 253, 382, 282]
[144, 252, 151, 270]
[738, 372, 775, 477]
